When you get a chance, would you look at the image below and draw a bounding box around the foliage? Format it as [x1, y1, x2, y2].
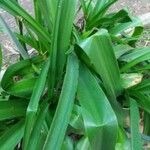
[0, 0, 150, 149]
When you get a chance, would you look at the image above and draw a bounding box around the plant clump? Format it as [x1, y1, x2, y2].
[0, 0, 149, 149]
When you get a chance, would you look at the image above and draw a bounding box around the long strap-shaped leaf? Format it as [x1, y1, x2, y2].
[77, 64, 118, 150]
[121, 47, 150, 72]
[47, 0, 63, 97]
[86, 0, 117, 29]
[48, 0, 77, 97]
[23, 59, 50, 149]
[130, 98, 142, 150]
[78, 29, 122, 100]
[26, 100, 50, 150]
[0, 0, 50, 42]
[0, 119, 25, 150]
[43, 54, 79, 150]
[56, 0, 77, 81]
[37, 0, 57, 33]
[0, 15, 29, 59]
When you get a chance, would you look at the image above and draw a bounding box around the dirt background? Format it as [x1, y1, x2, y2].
[0, 0, 150, 64]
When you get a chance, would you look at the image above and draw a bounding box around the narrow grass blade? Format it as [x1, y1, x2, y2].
[129, 92, 150, 114]
[16, 33, 40, 51]
[37, 0, 57, 33]
[0, 0, 51, 42]
[0, 120, 25, 150]
[120, 47, 150, 62]
[130, 98, 142, 150]
[109, 17, 142, 35]
[47, 0, 64, 97]
[43, 54, 79, 150]
[120, 47, 150, 72]
[48, 0, 77, 97]
[88, 9, 131, 30]
[56, 0, 77, 81]
[86, 0, 117, 29]
[143, 112, 150, 135]
[23, 59, 50, 149]
[0, 15, 29, 59]
[77, 64, 118, 150]
[26, 100, 49, 150]
[129, 79, 150, 95]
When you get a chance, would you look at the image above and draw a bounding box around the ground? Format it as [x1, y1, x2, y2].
[0, 0, 150, 65]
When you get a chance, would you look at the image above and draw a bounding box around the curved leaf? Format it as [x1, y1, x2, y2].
[78, 29, 122, 100]
[77, 64, 118, 150]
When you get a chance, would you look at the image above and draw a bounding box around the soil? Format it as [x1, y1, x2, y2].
[111, 0, 150, 16]
[0, 0, 150, 64]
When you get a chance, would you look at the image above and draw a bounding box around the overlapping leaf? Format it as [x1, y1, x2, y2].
[43, 54, 79, 150]
[0, 0, 50, 42]
[77, 64, 118, 150]
[78, 29, 122, 100]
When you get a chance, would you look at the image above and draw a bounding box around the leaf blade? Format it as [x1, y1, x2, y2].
[43, 54, 79, 150]
[77, 64, 118, 150]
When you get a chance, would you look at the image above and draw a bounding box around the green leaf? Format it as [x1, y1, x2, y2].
[61, 136, 74, 150]
[0, 15, 29, 59]
[77, 64, 118, 150]
[0, 120, 25, 150]
[23, 59, 50, 149]
[26, 100, 50, 150]
[130, 79, 150, 95]
[36, 0, 57, 33]
[113, 44, 133, 59]
[0, 99, 28, 121]
[120, 47, 150, 62]
[69, 105, 84, 133]
[129, 92, 150, 114]
[75, 136, 90, 150]
[87, 8, 131, 29]
[48, 0, 77, 97]
[115, 128, 131, 150]
[78, 29, 122, 100]
[86, 0, 117, 29]
[16, 33, 41, 53]
[1, 56, 44, 98]
[56, 0, 77, 81]
[121, 47, 150, 72]
[43, 54, 79, 150]
[130, 98, 142, 150]
[0, 0, 50, 43]
[109, 17, 142, 35]
[143, 112, 150, 135]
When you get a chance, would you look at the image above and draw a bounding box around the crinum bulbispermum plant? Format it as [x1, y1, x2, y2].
[0, 0, 150, 149]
